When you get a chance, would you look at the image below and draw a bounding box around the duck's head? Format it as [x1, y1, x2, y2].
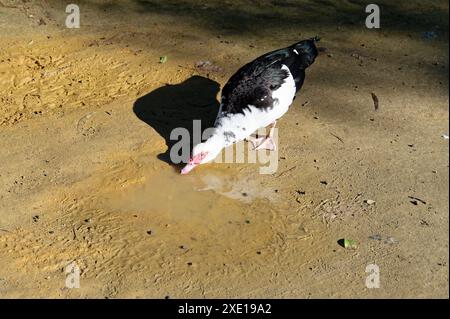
[180, 137, 224, 175]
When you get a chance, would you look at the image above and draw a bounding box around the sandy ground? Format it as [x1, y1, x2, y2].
[0, 0, 448, 298]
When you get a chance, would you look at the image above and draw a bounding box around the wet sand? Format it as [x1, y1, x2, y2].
[0, 0, 448, 298]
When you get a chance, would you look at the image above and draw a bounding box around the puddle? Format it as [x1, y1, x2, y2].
[197, 171, 278, 204]
[99, 167, 272, 227]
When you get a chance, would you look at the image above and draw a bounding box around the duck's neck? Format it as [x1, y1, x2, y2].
[202, 129, 227, 162]
[206, 129, 226, 148]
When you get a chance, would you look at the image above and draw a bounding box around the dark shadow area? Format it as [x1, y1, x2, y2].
[131, 0, 448, 38]
[49, 0, 448, 39]
[133, 76, 220, 164]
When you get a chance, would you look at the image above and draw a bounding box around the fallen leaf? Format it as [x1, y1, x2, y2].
[338, 238, 357, 249]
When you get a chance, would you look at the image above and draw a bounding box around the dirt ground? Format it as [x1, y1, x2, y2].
[0, 0, 448, 298]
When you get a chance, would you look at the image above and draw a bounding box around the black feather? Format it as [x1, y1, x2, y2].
[220, 38, 318, 115]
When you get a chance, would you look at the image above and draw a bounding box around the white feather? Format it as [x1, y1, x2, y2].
[214, 64, 296, 146]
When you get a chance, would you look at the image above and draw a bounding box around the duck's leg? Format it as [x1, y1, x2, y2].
[247, 121, 277, 151]
[255, 121, 277, 151]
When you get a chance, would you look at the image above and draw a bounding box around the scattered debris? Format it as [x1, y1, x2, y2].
[194, 60, 223, 72]
[442, 134, 449, 140]
[384, 237, 398, 245]
[275, 165, 296, 178]
[365, 199, 376, 205]
[371, 92, 379, 111]
[301, 100, 310, 107]
[146, 230, 152, 235]
[408, 196, 426, 205]
[351, 53, 363, 60]
[369, 235, 399, 245]
[369, 234, 382, 241]
[320, 181, 328, 185]
[420, 219, 429, 226]
[330, 132, 344, 143]
[159, 56, 167, 63]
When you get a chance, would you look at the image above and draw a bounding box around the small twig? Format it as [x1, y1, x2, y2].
[330, 132, 344, 143]
[72, 227, 77, 240]
[408, 196, 426, 205]
[276, 165, 297, 177]
[371, 92, 379, 111]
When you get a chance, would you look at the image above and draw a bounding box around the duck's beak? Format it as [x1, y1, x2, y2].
[180, 162, 197, 175]
[180, 152, 208, 175]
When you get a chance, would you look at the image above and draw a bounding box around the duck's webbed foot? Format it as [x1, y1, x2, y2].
[246, 121, 277, 151]
[254, 137, 276, 151]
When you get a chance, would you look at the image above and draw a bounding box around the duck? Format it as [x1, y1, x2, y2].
[181, 37, 319, 174]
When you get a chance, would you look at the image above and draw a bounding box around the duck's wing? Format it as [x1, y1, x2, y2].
[220, 48, 295, 115]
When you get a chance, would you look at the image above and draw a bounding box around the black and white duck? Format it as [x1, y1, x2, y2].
[181, 37, 319, 174]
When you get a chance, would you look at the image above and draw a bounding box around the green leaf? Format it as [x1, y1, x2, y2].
[344, 239, 357, 249]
